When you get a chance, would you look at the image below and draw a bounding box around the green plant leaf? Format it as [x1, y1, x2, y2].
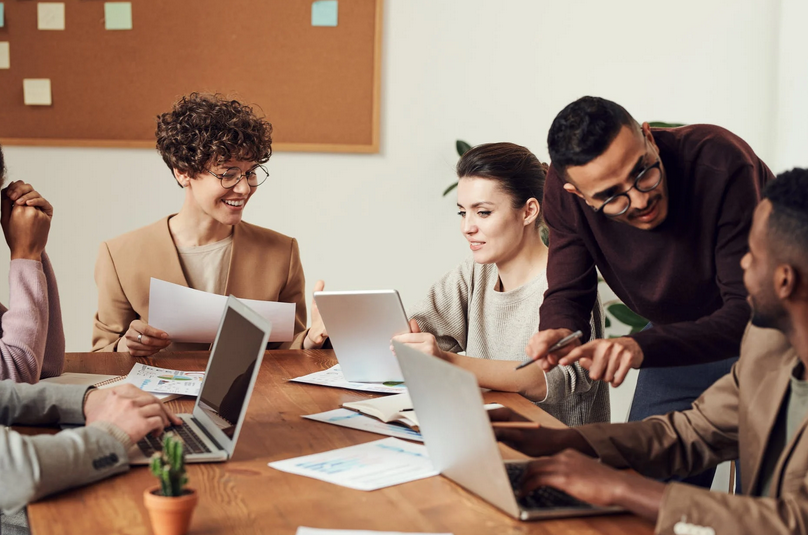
[456, 140, 472, 157]
[648, 121, 686, 128]
[607, 303, 648, 329]
[605, 316, 611, 328]
[442, 182, 458, 196]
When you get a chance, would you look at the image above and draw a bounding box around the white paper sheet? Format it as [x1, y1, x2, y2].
[303, 409, 423, 442]
[148, 278, 295, 342]
[297, 529, 452, 535]
[290, 365, 407, 394]
[269, 437, 437, 491]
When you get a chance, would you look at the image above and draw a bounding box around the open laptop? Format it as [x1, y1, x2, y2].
[392, 340, 623, 521]
[314, 290, 410, 382]
[128, 295, 271, 464]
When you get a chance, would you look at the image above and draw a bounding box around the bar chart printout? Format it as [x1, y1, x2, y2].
[268, 438, 438, 490]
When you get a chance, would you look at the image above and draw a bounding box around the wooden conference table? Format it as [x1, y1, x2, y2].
[26, 350, 654, 535]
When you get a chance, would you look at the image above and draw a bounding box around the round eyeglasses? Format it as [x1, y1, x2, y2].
[207, 164, 269, 189]
[594, 159, 663, 217]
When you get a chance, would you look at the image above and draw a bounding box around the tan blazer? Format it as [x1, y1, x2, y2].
[92, 217, 307, 352]
[577, 325, 808, 534]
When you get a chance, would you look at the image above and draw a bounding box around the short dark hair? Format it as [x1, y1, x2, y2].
[0, 143, 5, 183]
[456, 142, 547, 227]
[156, 93, 273, 185]
[764, 168, 808, 269]
[547, 96, 639, 176]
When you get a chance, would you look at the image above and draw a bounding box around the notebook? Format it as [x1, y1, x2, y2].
[392, 340, 623, 521]
[127, 295, 271, 464]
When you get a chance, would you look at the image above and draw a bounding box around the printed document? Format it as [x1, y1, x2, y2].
[269, 437, 437, 491]
[148, 278, 294, 342]
[291, 364, 406, 394]
[297, 529, 452, 535]
[303, 408, 423, 442]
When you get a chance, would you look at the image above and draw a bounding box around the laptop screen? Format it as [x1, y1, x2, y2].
[198, 304, 266, 438]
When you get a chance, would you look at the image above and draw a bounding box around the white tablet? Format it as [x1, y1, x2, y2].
[314, 290, 410, 382]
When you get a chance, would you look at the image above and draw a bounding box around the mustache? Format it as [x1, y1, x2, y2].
[627, 195, 662, 220]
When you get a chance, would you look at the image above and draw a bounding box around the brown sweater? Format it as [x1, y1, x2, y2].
[539, 125, 772, 367]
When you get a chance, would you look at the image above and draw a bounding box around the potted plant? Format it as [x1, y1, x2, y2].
[143, 433, 198, 535]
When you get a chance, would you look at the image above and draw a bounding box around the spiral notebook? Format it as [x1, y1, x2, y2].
[42, 368, 185, 401]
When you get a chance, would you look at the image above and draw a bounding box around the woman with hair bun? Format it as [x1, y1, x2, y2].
[394, 142, 608, 426]
[92, 93, 327, 355]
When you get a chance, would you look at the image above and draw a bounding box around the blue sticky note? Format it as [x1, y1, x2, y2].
[0, 4, 5, 28]
[104, 2, 132, 30]
[312, 0, 338, 27]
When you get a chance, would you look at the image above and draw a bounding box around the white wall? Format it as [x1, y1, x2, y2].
[0, 1, 788, 429]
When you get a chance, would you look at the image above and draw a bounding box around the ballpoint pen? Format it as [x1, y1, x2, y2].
[514, 330, 583, 371]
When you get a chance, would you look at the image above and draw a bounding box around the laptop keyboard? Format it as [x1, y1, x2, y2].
[505, 463, 593, 510]
[137, 422, 212, 457]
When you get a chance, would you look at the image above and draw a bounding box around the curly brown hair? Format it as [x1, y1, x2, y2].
[155, 93, 273, 184]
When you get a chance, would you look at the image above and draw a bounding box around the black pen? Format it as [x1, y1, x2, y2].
[514, 330, 583, 371]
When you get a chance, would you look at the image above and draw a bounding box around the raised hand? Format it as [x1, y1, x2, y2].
[304, 280, 329, 349]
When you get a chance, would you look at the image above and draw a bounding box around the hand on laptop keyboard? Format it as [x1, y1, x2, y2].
[85, 384, 182, 444]
[137, 423, 211, 457]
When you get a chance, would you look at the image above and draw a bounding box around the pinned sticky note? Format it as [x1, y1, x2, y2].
[23, 79, 52, 106]
[0, 4, 5, 28]
[104, 2, 132, 30]
[311, 0, 338, 27]
[38, 3, 65, 30]
[0, 42, 9, 70]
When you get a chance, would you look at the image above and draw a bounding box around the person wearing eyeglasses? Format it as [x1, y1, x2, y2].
[524, 96, 772, 488]
[91, 93, 327, 355]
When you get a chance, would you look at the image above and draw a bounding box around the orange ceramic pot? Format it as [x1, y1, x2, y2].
[143, 486, 198, 535]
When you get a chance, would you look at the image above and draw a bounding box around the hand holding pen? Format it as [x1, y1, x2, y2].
[516, 330, 583, 371]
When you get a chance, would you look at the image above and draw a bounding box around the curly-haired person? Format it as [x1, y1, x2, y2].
[91, 94, 327, 355]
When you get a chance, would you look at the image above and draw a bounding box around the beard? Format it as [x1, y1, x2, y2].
[749, 294, 785, 330]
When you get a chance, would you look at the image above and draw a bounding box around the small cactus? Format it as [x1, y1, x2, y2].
[149, 433, 189, 497]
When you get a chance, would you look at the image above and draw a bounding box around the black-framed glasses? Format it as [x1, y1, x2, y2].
[593, 159, 662, 217]
[207, 164, 269, 189]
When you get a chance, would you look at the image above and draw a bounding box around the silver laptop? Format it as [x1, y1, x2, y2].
[129, 296, 271, 464]
[392, 340, 623, 521]
[314, 290, 410, 382]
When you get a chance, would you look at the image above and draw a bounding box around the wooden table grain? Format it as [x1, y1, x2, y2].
[27, 350, 654, 535]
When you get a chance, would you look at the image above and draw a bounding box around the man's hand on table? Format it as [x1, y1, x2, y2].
[84, 384, 182, 442]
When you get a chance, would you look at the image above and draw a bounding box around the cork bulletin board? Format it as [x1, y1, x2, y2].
[0, 0, 383, 153]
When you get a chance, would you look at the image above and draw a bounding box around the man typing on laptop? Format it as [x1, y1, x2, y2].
[1, 382, 179, 526]
[492, 169, 808, 534]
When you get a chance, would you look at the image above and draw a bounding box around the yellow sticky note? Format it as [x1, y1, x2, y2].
[23, 79, 52, 106]
[0, 42, 9, 70]
[38, 3, 65, 30]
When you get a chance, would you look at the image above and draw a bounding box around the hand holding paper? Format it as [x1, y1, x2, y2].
[148, 278, 295, 343]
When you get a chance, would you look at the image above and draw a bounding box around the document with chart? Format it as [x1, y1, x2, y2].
[303, 408, 424, 442]
[268, 437, 437, 490]
[290, 364, 407, 394]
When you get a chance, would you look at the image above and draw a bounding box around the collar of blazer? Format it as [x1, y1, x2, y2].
[153, 215, 253, 297]
[743, 327, 800, 495]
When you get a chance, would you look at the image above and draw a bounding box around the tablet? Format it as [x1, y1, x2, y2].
[313, 290, 410, 382]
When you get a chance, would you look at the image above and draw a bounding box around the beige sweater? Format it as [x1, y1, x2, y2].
[409, 258, 609, 426]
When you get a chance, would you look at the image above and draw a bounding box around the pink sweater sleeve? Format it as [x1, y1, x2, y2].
[39, 253, 65, 378]
[0, 254, 65, 383]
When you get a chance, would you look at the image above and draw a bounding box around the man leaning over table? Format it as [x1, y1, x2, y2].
[1, 381, 180, 534]
[493, 169, 808, 534]
[526, 96, 772, 487]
